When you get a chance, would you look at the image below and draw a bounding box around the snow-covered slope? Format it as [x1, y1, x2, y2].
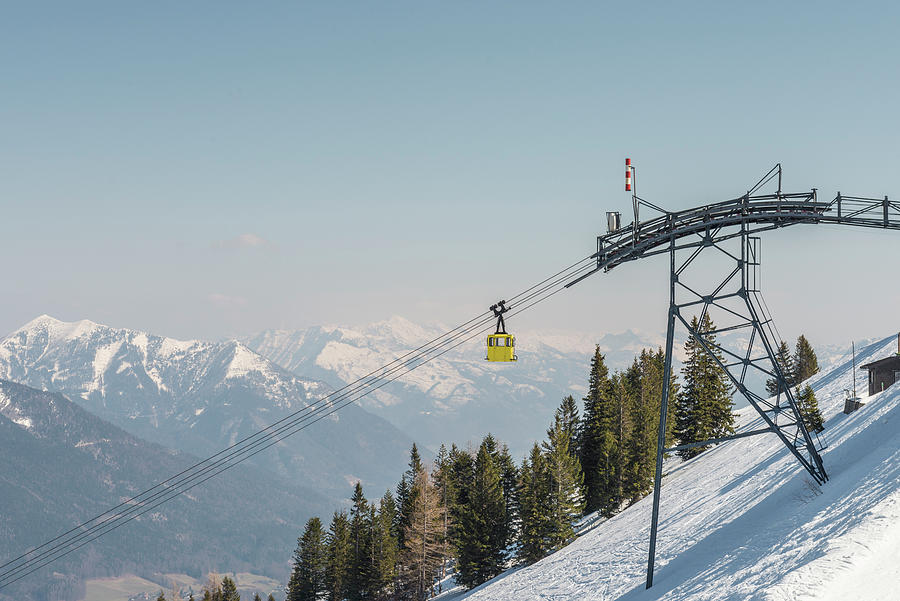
[458, 334, 900, 601]
[0, 315, 413, 498]
[245, 317, 662, 456]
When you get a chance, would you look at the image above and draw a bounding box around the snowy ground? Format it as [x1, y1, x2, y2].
[454, 334, 900, 601]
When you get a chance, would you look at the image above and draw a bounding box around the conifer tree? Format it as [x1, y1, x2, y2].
[517, 443, 551, 564]
[268, 595, 276, 601]
[674, 314, 735, 460]
[400, 467, 446, 599]
[396, 444, 423, 551]
[372, 491, 399, 598]
[325, 511, 351, 601]
[455, 439, 507, 589]
[796, 384, 825, 433]
[766, 340, 796, 397]
[794, 335, 820, 383]
[542, 411, 585, 551]
[495, 443, 520, 546]
[220, 577, 239, 601]
[447, 444, 475, 555]
[253, 594, 262, 601]
[623, 349, 665, 504]
[157, 592, 167, 601]
[288, 517, 327, 601]
[551, 395, 580, 459]
[580, 346, 612, 514]
[431, 445, 453, 585]
[348, 483, 373, 601]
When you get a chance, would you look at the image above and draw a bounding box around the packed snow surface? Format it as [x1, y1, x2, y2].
[457, 335, 900, 601]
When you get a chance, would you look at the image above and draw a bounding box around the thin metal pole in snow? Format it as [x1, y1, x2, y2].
[647, 236, 676, 589]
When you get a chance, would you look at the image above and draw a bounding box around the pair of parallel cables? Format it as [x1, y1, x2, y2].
[0, 255, 598, 588]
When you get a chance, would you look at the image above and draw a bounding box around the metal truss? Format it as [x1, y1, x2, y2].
[564, 165, 900, 589]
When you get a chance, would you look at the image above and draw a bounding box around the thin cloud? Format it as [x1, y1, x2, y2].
[213, 233, 274, 250]
[208, 293, 248, 308]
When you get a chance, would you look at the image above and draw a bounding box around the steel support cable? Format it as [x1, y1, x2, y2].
[3, 253, 596, 584]
[0, 256, 596, 587]
[1, 260, 598, 588]
[4, 256, 599, 586]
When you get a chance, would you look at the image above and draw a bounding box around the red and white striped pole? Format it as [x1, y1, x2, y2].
[625, 158, 632, 192]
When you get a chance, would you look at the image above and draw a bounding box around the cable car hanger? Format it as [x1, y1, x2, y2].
[486, 300, 517, 362]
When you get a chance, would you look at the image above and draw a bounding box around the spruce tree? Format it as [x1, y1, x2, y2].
[288, 517, 327, 601]
[348, 483, 373, 601]
[397, 444, 423, 551]
[447, 444, 475, 556]
[517, 443, 551, 564]
[253, 594, 262, 601]
[542, 411, 585, 551]
[220, 577, 239, 601]
[157, 592, 167, 601]
[551, 395, 580, 459]
[794, 335, 820, 383]
[674, 314, 735, 460]
[796, 384, 825, 433]
[373, 491, 399, 598]
[325, 511, 351, 601]
[495, 443, 520, 547]
[623, 349, 664, 504]
[455, 439, 507, 589]
[579, 346, 612, 514]
[766, 340, 796, 397]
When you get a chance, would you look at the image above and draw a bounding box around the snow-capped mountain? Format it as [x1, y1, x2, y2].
[244, 317, 664, 457]
[452, 334, 900, 601]
[0, 379, 329, 601]
[0, 315, 413, 498]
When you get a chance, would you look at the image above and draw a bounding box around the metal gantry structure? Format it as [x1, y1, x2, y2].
[565, 164, 900, 588]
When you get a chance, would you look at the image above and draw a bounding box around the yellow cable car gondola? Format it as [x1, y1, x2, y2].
[486, 300, 517, 362]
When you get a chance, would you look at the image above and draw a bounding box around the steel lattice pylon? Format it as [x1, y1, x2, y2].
[563, 163, 900, 588]
[644, 223, 828, 588]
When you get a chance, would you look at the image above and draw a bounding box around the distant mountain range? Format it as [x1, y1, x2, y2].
[243, 317, 665, 458]
[0, 315, 413, 499]
[0, 379, 328, 601]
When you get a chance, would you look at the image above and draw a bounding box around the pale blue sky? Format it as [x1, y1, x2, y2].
[3, 2, 899, 346]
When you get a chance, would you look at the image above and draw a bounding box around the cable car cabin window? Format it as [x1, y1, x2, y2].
[497, 338, 506, 347]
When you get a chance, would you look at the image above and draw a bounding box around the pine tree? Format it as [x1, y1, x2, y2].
[220, 577, 239, 601]
[288, 517, 327, 601]
[325, 511, 351, 601]
[766, 340, 796, 397]
[252, 594, 262, 601]
[157, 592, 167, 601]
[796, 384, 825, 433]
[674, 314, 735, 460]
[542, 411, 585, 551]
[455, 439, 507, 589]
[268, 596, 276, 601]
[794, 335, 820, 383]
[517, 443, 551, 564]
[579, 346, 612, 514]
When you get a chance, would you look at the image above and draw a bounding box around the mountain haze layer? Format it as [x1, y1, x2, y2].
[0, 316, 412, 499]
[245, 317, 664, 457]
[0, 379, 329, 601]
